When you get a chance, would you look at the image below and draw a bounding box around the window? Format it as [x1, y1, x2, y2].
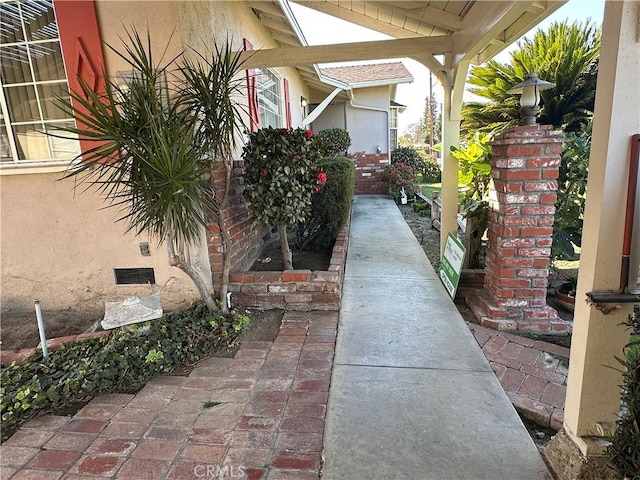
[256, 68, 284, 128]
[0, 0, 80, 170]
[389, 106, 399, 151]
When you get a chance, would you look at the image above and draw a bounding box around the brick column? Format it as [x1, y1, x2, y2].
[467, 125, 571, 334]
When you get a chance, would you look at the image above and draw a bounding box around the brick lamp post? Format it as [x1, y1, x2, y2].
[467, 73, 572, 334]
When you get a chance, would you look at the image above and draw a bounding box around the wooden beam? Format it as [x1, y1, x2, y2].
[368, 1, 463, 31]
[271, 31, 301, 46]
[410, 53, 444, 75]
[238, 35, 452, 68]
[291, 0, 411, 38]
[259, 15, 294, 35]
[247, 1, 287, 18]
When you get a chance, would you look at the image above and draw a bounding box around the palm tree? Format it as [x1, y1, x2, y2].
[462, 20, 601, 136]
[56, 30, 247, 312]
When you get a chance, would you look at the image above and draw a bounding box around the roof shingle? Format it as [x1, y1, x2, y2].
[320, 62, 413, 86]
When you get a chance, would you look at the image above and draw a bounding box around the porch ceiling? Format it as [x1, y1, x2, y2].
[245, 0, 567, 91]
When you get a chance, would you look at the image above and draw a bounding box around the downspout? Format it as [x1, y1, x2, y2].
[586, 134, 640, 307]
[347, 90, 390, 155]
[621, 134, 640, 292]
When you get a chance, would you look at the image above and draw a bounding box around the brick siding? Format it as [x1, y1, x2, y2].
[350, 152, 389, 195]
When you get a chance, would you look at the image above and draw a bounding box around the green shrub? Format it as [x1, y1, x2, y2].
[0, 305, 250, 442]
[391, 146, 425, 173]
[451, 132, 492, 202]
[294, 157, 355, 249]
[382, 162, 418, 203]
[242, 127, 323, 268]
[315, 128, 351, 156]
[243, 127, 322, 227]
[412, 201, 431, 217]
[607, 307, 640, 479]
[552, 120, 590, 262]
[422, 157, 442, 183]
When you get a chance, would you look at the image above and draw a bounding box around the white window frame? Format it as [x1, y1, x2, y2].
[389, 106, 399, 151]
[256, 67, 284, 128]
[0, 0, 79, 175]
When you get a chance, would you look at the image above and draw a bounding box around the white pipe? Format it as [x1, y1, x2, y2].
[34, 299, 49, 358]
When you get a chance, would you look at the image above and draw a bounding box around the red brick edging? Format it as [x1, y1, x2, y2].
[228, 212, 351, 311]
[469, 323, 569, 431]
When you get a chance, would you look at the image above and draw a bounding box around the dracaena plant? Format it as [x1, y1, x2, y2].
[54, 29, 247, 313]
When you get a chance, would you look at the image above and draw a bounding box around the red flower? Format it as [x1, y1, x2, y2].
[390, 171, 397, 178]
[315, 185, 322, 193]
[317, 172, 327, 184]
[304, 129, 314, 138]
[260, 169, 268, 177]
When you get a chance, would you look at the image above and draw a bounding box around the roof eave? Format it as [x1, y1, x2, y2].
[342, 76, 414, 89]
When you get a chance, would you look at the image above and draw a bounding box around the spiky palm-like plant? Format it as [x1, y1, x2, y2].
[462, 20, 601, 136]
[57, 30, 246, 312]
[178, 42, 248, 312]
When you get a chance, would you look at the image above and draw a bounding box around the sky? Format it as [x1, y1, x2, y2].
[289, 0, 605, 136]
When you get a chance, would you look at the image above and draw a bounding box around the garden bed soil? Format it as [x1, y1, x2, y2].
[250, 241, 332, 272]
[0, 306, 284, 353]
[0, 310, 102, 351]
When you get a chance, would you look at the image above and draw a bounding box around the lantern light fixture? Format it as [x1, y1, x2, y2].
[507, 72, 555, 126]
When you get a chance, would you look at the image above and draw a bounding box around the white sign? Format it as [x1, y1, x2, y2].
[439, 233, 466, 299]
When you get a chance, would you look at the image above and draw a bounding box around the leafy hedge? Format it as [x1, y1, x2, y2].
[422, 158, 442, 183]
[242, 127, 322, 226]
[391, 146, 441, 182]
[391, 146, 424, 172]
[315, 128, 351, 156]
[294, 157, 355, 249]
[0, 305, 249, 442]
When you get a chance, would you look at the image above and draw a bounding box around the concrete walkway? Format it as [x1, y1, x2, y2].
[0, 195, 556, 480]
[322, 195, 552, 480]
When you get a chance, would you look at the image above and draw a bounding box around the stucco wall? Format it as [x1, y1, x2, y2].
[1, 1, 313, 315]
[0, 173, 202, 314]
[311, 86, 392, 155]
[347, 87, 391, 154]
[311, 103, 347, 133]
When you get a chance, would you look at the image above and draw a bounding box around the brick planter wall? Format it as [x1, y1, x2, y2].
[208, 160, 270, 289]
[456, 269, 485, 302]
[467, 125, 571, 334]
[350, 152, 389, 195]
[228, 213, 351, 311]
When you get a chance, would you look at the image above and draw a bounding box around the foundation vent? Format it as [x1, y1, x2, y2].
[114, 268, 156, 285]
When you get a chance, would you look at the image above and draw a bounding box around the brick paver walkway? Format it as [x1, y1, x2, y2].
[469, 323, 570, 431]
[0, 311, 337, 480]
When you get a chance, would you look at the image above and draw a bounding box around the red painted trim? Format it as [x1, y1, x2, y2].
[243, 38, 260, 133]
[283, 78, 292, 129]
[54, 0, 106, 157]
